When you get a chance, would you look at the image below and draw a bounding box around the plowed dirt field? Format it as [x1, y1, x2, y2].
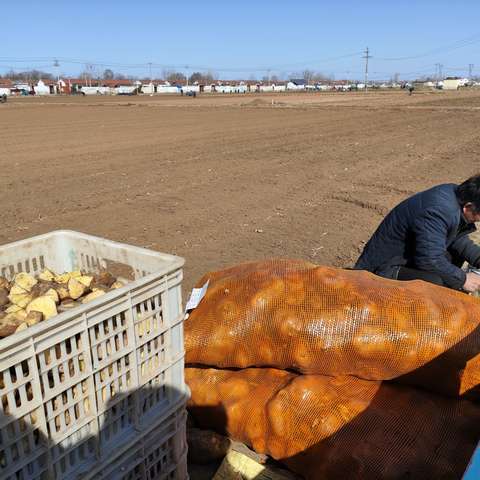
[2, 90, 480, 291]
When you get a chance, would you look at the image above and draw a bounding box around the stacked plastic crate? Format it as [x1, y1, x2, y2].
[0, 231, 188, 479]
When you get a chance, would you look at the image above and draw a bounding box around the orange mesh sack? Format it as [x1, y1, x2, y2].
[186, 367, 480, 480]
[185, 260, 480, 396]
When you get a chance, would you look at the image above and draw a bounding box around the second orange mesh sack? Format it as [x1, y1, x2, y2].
[185, 260, 480, 398]
[186, 367, 480, 480]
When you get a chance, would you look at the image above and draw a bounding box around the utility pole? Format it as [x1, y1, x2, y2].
[469, 63, 474, 79]
[53, 59, 60, 94]
[148, 62, 152, 81]
[435, 63, 443, 81]
[363, 47, 371, 92]
[185, 65, 189, 87]
[53, 58, 60, 82]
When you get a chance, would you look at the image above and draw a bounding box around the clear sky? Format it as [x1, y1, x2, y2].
[2, 0, 480, 81]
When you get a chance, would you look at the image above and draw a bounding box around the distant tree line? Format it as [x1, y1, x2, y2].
[0, 69, 54, 81]
[1, 67, 338, 84]
[160, 70, 218, 84]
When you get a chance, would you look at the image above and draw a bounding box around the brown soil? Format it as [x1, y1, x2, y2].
[2, 90, 480, 294]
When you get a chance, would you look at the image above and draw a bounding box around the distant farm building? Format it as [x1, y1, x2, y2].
[442, 77, 469, 90]
[287, 79, 306, 90]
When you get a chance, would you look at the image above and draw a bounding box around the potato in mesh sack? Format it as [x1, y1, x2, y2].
[186, 367, 480, 480]
[185, 260, 480, 397]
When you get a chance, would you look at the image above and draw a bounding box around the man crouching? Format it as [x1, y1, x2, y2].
[355, 174, 480, 292]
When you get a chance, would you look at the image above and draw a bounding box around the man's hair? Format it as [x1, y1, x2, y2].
[456, 174, 480, 212]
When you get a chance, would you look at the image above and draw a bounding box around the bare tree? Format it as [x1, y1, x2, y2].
[206, 70, 218, 82]
[189, 72, 203, 84]
[188, 71, 216, 84]
[4, 69, 54, 81]
[163, 70, 186, 84]
[312, 72, 332, 83]
[103, 69, 114, 80]
[302, 69, 315, 84]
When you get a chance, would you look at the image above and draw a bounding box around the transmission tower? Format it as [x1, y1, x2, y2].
[435, 63, 443, 81]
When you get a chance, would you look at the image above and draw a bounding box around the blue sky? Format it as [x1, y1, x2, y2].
[2, 0, 480, 80]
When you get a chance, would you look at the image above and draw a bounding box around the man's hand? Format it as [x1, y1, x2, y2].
[463, 272, 480, 293]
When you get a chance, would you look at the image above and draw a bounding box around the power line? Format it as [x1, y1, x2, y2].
[377, 32, 480, 61]
[1, 30, 480, 72]
[0, 52, 364, 73]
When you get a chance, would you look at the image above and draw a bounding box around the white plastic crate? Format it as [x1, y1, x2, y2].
[93, 402, 188, 480]
[0, 230, 188, 480]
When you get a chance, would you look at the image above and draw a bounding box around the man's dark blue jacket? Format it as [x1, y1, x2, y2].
[354, 183, 480, 289]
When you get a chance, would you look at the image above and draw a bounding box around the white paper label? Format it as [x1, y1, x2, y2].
[185, 280, 210, 311]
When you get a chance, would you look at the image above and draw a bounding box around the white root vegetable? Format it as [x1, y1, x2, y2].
[14, 273, 37, 292]
[45, 288, 60, 304]
[68, 278, 87, 300]
[81, 290, 106, 303]
[54, 273, 71, 284]
[10, 284, 28, 295]
[8, 293, 33, 308]
[77, 275, 93, 288]
[54, 284, 70, 301]
[38, 269, 55, 282]
[5, 304, 23, 314]
[27, 296, 57, 320]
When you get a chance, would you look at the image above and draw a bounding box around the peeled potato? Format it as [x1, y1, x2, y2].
[38, 269, 55, 282]
[45, 288, 59, 304]
[14, 309, 27, 321]
[27, 296, 57, 320]
[14, 272, 37, 292]
[77, 275, 93, 288]
[54, 273, 71, 284]
[92, 286, 107, 293]
[10, 284, 28, 295]
[8, 293, 33, 308]
[81, 290, 106, 303]
[5, 304, 23, 314]
[54, 284, 70, 301]
[58, 299, 78, 312]
[2, 310, 27, 325]
[68, 278, 87, 300]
